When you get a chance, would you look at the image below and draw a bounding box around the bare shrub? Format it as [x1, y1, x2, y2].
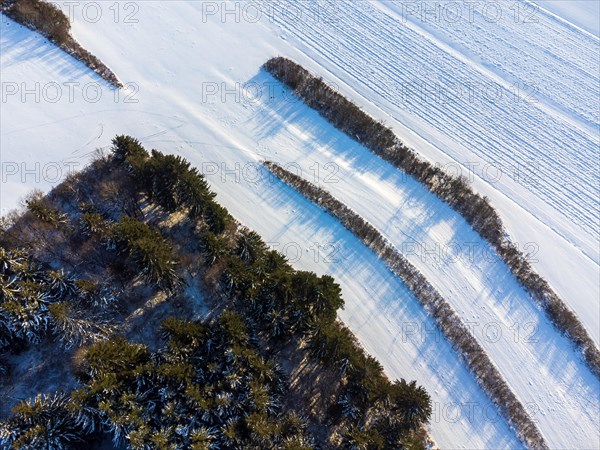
[2, 0, 121, 87]
[265, 161, 548, 450]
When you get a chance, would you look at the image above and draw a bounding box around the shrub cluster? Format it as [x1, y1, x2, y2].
[265, 161, 548, 450]
[263, 57, 600, 379]
[1, 0, 122, 87]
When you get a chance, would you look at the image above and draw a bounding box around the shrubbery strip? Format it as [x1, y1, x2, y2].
[1, 0, 122, 87]
[265, 160, 548, 450]
[263, 56, 600, 379]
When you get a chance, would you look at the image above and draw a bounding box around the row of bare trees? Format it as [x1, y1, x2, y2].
[265, 161, 548, 450]
[1, 0, 122, 87]
[263, 56, 600, 379]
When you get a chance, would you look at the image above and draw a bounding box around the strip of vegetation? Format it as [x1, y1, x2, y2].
[1, 0, 122, 88]
[265, 160, 548, 450]
[0, 135, 432, 449]
[263, 56, 600, 379]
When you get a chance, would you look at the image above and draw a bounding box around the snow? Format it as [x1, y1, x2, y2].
[251, 169, 523, 449]
[257, 0, 600, 341]
[250, 94, 599, 448]
[532, 0, 600, 37]
[1, 1, 599, 448]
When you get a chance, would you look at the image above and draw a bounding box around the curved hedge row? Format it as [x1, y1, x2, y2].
[263, 57, 600, 379]
[265, 161, 548, 450]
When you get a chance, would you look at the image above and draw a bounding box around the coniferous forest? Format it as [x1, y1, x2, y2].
[0, 136, 432, 449]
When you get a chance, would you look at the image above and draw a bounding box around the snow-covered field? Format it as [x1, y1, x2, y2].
[1, 1, 599, 448]
[534, 0, 600, 36]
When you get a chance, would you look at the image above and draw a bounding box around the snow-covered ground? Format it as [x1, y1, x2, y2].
[258, 0, 600, 341]
[533, 0, 600, 36]
[1, 1, 599, 448]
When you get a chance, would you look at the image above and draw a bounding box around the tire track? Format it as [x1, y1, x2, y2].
[259, 0, 599, 250]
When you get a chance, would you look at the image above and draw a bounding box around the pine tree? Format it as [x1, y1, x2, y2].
[342, 425, 385, 450]
[25, 191, 67, 227]
[111, 135, 148, 168]
[203, 201, 230, 234]
[45, 269, 76, 300]
[390, 379, 432, 432]
[0, 392, 95, 449]
[235, 230, 266, 264]
[200, 232, 230, 266]
[48, 302, 115, 349]
[114, 216, 183, 293]
[75, 279, 118, 309]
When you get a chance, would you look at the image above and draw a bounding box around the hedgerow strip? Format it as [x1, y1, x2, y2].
[265, 160, 548, 450]
[263, 57, 600, 379]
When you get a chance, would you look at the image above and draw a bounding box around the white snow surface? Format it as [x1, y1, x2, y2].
[1, 1, 599, 448]
[532, 0, 600, 36]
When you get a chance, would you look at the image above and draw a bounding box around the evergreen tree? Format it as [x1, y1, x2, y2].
[203, 201, 230, 234]
[200, 232, 230, 266]
[48, 302, 115, 349]
[114, 216, 183, 293]
[111, 135, 148, 169]
[389, 379, 432, 432]
[0, 392, 97, 450]
[25, 192, 67, 227]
